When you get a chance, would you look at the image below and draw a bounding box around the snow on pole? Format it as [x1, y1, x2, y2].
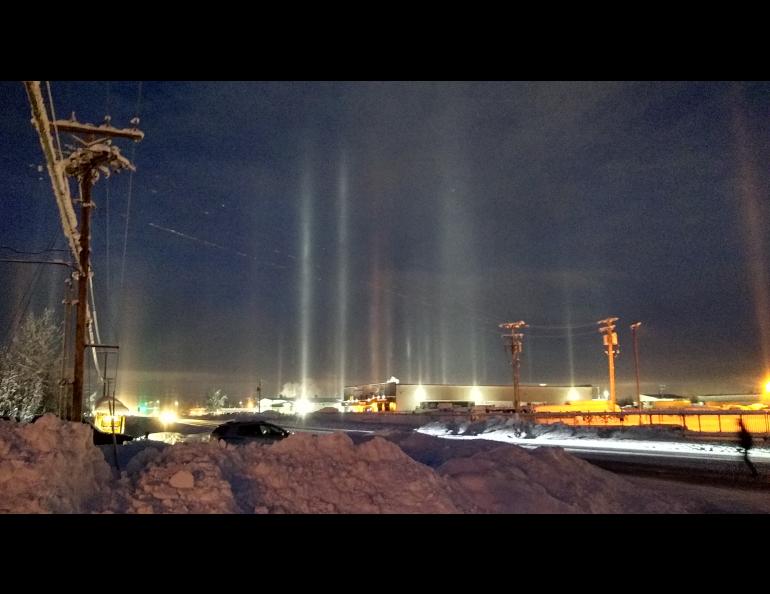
[23, 81, 81, 272]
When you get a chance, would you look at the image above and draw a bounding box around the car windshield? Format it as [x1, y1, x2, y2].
[263, 424, 285, 436]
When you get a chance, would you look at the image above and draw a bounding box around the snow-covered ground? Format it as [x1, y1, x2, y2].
[2, 414, 769, 514]
[415, 416, 770, 460]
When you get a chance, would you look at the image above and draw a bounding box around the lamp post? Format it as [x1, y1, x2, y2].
[631, 322, 642, 410]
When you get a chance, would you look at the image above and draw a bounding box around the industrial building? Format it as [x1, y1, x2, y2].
[342, 381, 597, 412]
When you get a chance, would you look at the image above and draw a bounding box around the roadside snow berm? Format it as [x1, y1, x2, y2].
[0, 414, 111, 513]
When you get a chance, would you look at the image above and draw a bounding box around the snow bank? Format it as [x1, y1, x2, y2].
[240, 432, 458, 513]
[420, 416, 689, 442]
[106, 441, 240, 514]
[0, 416, 747, 514]
[438, 443, 688, 513]
[106, 432, 459, 514]
[386, 431, 690, 513]
[0, 414, 111, 513]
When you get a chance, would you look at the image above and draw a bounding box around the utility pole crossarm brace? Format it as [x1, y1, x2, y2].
[51, 119, 144, 142]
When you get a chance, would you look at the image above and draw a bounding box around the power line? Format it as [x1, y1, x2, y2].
[147, 222, 288, 269]
[45, 81, 63, 161]
[0, 258, 73, 269]
[104, 176, 111, 326]
[88, 275, 102, 379]
[0, 246, 69, 256]
[3, 233, 61, 344]
[116, 82, 144, 341]
[104, 82, 112, 331]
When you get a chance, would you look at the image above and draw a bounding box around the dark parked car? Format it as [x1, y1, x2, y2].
[211, 420, 292, 444]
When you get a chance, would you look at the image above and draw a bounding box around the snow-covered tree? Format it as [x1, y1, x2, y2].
[206, 388, 228, 412]
[0, 309, 62, 420]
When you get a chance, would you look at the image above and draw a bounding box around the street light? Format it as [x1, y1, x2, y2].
[630, 322, 642, 410]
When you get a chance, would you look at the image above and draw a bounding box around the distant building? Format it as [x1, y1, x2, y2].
[640, 393, 685, 403]
[693, 393, 762, 405]
[256, 397, 342, 415]
[342, 381, 596, 412]
[641, 393, 762, 405]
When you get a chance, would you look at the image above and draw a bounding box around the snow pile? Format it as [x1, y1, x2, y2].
[438, 445, 688, 513]
[0, 417, 750, 514]
[0, 414, 111, 513]
[243, 432, 459, 513]
[106, 442, 240, 514]
[420, 416, 689, 442]
[388, 431, 691, 513]
[415, 417, 755, 460]
[383, 429, 503, 467]
[107, 432, 460, 514]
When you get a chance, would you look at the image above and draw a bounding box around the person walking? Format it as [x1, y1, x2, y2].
[738, 419, 759, 478]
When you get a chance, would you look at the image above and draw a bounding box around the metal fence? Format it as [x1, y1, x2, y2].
[529, 409, 770, 435]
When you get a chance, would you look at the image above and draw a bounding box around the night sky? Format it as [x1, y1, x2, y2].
[2, 81, 769, 405]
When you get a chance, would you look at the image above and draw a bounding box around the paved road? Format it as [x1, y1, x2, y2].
[552, 442, 770, 489]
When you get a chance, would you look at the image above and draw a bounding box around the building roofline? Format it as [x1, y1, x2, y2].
[344, 383, 594, 389]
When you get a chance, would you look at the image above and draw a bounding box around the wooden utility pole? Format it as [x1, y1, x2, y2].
[597, 317, 619, 408]
[71, 175, 93, 422]
[500, 321, 528, 411]
[630, 321, 642, 410]
[59, 275, 74, 418]
[46, 113, 143, 421]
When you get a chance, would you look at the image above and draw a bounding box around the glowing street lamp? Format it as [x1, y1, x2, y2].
[159, 410, 177, 426]
[296, 399, 312, 415]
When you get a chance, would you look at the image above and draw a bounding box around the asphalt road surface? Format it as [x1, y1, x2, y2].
[551, 442, 770, 489]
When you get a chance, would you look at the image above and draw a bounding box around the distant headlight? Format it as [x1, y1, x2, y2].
[160, 410, 178, 424]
